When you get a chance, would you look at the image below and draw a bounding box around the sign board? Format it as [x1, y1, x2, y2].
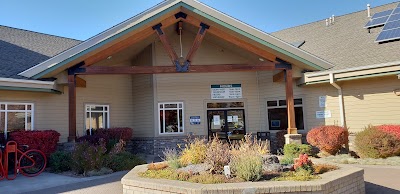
[316, 110, 331, 119]
[213, 115, 221, 125]
[319, 96, 326, 107]
[189, 116, 201, 125]
[211, 84, 242, 99]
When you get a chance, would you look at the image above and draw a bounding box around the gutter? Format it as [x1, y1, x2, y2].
[0, 78, 60, 94]
[329, 73, 346, 128]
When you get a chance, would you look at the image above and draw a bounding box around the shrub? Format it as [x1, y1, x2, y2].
[307, 125, 348, 155]
[280, 156, 295, 165]
[313, 164, 338, 174]
[293, 154, 314, 173]
[9, 130, 60, 157]
[162, 148, 181, 169]
[205, 137, 231, 174]
[147, 162, 169, 171]
[273, 168, 318, 181]
[283, 144, 312, 158]
[355, 125, 400, 158]
[377, 125, 400, 140]
[49, 151, 72, 173]
[77, 134, 109, 145]
[71, 139, 107, 175]
[179, 138, 207, 166]
[78, 127, 133, 146]
[107, 151, 145, 171]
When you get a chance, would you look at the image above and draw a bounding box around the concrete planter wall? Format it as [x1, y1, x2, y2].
[121, 164, 365, 194]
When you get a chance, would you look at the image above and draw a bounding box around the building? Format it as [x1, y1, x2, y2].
[1, 0, 399, 154]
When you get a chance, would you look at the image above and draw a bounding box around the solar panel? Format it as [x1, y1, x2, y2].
[383, 20, 400, 30]
[376, 28, 400, 42]
[371, 9, 393, 19]
[364, 16, 390, 28]
[393, 8, 400, 15]
[387, 13, 400, 22]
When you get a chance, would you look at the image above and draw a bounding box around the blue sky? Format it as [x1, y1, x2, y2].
[0, 0, 396, 40]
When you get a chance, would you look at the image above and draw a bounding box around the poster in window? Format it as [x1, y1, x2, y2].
[233, 115, 239, 122]
[227, 116, 233, 122]
[213, 115, 221, 125]
[271, 120, 280, 127]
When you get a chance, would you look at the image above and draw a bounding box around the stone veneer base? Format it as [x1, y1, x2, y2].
[122, 163, 365, 194]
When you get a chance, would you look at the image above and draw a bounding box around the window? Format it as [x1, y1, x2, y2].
[158, 102, 184, 134]
[85, 104, 109, 135]
[267, 98, 304, 130]
[0, 103, 34, 135]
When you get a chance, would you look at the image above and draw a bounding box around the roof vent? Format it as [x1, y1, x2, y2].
[326, 19, 329, 26]
[332, 15, 335, 24]
[367, 4, 371, 18]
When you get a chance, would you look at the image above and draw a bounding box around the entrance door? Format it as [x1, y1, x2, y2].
[207, 109, 245, 140]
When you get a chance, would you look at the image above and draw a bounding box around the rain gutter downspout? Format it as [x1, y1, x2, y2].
[329, 73, 346, 128]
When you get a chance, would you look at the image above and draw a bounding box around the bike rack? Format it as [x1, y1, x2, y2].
[4, 141, 18, 180]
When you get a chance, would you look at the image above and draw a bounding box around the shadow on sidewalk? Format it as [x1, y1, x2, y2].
[366, 182, 400, 194]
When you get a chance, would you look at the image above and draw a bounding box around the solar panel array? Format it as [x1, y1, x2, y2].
[364, 9, 392, 28]
[372, 3, 400, 43]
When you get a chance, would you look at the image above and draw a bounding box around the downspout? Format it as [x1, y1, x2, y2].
[329, 73, 346, 127]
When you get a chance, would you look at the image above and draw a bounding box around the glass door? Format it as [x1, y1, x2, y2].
[207, 110, 226, 139]
[226, 110, 245, 140]
[207, 109, 245, 140]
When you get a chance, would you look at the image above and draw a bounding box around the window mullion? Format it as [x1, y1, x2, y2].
[177, 107, 180, 133]
[25, 104, 28, 130]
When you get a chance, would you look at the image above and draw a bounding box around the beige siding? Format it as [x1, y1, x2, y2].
[131, 45, 155, 137]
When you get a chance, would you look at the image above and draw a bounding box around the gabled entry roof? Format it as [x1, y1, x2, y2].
[19, 0, 334, 79]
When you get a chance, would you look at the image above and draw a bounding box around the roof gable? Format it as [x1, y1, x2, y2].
[18, 0, 334, 79]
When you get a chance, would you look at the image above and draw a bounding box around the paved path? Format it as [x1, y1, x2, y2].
[361, 165, 400, 194]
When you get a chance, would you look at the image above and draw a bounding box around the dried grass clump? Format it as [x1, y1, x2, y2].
[179, 138, 207, 166]
[313, 164, 338, 174]
[147, 162, 169, 171]
[205, 137, 231, 174]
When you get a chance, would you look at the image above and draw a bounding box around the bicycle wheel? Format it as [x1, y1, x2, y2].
[20, 150, 46, 177]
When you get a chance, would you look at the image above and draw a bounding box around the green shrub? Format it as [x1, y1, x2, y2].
[179, 138, 207, 166]
[307, 125, 348, 155]
[162, 148, 181, 169]
[71, 140, 107, 175]
[230, 150, 263, 181]
[280, 155, 295, 165]
[205, 137, 231, 174]
[355, 125, 400, 158]
[273, 168, 318, 181]
[283, 144, 312, 158]
[107, 151, 145, 171]
[49, 151, 72, 173]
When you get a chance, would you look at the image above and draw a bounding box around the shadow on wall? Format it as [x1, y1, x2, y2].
[0, 40, 50, 78]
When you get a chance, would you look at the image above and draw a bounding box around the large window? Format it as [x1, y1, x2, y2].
[0, 103, 34, 135]
[85, 104, 109, 135]
[158, 102, 184, 134]
[267, 98, 304, 130]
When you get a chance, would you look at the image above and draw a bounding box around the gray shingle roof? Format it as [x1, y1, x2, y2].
[272, 2, 400, 71]
[0, 25, 81, 79]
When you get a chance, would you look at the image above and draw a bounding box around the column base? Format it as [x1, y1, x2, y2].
[284, 134, 302, 145]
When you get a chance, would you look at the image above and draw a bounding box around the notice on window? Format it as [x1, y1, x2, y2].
[233, 115, 239, 122]
[227, 116, 233, 122]
[211, 84, 242, 99]
[213, 115, 221, 125]
[316, 110, 331, 119]
[319, 96, 326, 107]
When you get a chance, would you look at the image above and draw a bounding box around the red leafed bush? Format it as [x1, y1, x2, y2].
[294, 154, 313, 172]
[306, 125, 348, 155]
[377, 125, 400, 140]
[9, 130, 60, 156]
[78, 127, 133, 144]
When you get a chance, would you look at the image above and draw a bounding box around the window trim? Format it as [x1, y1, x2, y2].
[85, 104, 110, 135]
[0, 102, 34, 137]
[158, 102, 184, 135]
[266, 98, 306, 131]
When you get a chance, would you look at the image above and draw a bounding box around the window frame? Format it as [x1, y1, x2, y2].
[0, 102, 34, 137]
[85, 104, 110, 135]
[266, 98, 305, 130]
[158, 102, 184, 135]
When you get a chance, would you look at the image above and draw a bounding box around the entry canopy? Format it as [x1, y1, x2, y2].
[19, 0, 333, 79]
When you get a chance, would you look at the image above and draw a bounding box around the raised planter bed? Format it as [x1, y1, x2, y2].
[121, 163, 365, 194]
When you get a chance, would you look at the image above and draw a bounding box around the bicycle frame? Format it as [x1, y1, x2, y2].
[0, 141, 42, 180]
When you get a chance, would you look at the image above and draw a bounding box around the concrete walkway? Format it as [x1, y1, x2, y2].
[361, 165, 400, 194]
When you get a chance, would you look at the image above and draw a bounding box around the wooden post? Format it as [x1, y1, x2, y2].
[285, 69, 297, 134]
[68, 74, 77, 142]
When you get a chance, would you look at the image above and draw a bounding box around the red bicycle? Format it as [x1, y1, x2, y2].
[0, 141, 47, 180]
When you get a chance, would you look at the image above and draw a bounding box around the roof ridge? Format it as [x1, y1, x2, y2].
[0, 24, 83, 42]
[272, 1, 400, 33]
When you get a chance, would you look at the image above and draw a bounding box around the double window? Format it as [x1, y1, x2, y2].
[158, 102, 184, 134]
[267, 98, 304, 130]
[0, 103, 34, 134]
[85, 104, 109, 135]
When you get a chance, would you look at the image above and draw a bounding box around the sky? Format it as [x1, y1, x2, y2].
[0, 0, 397, 41]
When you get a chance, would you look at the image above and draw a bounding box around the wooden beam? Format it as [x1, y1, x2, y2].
[183, 15, 276, 62]
[83, 15, 179, 67]
[273, 71, 285, 82]
[285, 69, 297, 134]
[68, 74, 77, 142]
[185, 23, 209, 62]
[153, 23, 178, 64]
[75, 76, 86, 88]
[79, 62, 276, 75]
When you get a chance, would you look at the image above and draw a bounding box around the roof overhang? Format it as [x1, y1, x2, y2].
[18, 0, 333, 79]
[0, 78, 60, 94]
[301, 61, 400, 85]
